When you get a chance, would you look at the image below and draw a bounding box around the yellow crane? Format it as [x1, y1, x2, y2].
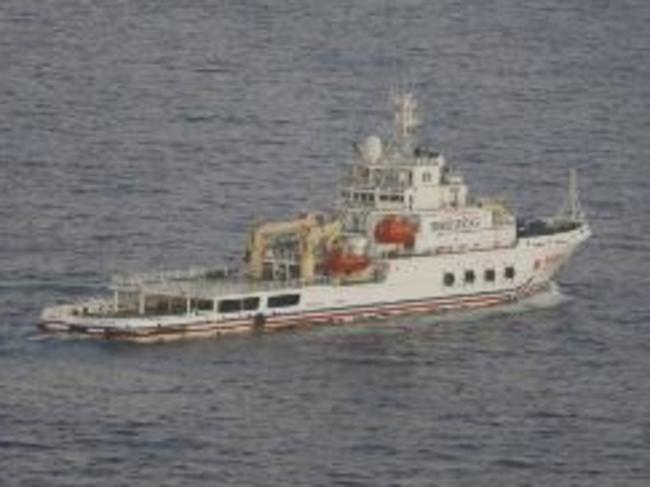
[246, 213, 342, 281]
[299, 218, 342, 281]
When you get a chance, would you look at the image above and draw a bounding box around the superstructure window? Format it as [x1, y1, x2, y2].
[353, 192, 376, 203]
[218, 297, 260, 314]
[243, 297, 260, 311]
[268, 293, 301, 308]
[218, 299, 242, 313]
[505, 266, 515, 280]
[197, 299, 214, 311]
[464, 270, 476, 284]
[443, 272, 455, 287]
[380, 194, 404, 203]
[484, 269, 496, 283]
[423, 172, 431, 183]
[170, 298, 187, 314]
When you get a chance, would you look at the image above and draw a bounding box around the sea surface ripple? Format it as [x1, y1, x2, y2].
[1, 1, 649, 485]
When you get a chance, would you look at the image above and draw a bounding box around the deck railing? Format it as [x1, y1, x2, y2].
[110, 267, 388, 299]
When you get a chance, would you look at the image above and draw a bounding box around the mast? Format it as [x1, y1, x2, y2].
[556, 168, 585, 223]
[390, 91, 420, 148]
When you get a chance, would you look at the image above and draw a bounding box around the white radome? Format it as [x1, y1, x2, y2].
[361, 135, 382, 164]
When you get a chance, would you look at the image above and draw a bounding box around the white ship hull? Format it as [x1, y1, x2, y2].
[40, 92, 591, 343]
[40, 225, 589, 343]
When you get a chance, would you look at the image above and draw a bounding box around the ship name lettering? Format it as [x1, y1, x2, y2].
[430, 217, 480, 232]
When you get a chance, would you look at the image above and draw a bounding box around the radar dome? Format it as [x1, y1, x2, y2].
[361, 135, 382, 164]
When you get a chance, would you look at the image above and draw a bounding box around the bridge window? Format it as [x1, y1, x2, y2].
[505, 266, 515, 280]
[484, 269, 496, 283]
[380, 194, 404, 203]
[268, 293, 301, 308]
[443, 272, 455, 286]
[464, 270, 475, 284]
[353, 192, 376, 204]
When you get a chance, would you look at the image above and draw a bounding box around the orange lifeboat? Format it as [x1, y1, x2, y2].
[325, 248, 370, 276]
[374, 216, 417, 247]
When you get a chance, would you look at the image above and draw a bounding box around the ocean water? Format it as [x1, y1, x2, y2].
[1, 0, 649, 485]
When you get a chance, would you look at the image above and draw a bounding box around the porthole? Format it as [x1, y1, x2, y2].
[484, 269, 495, 283]
[443, 272, 455, 286]
[464, 270, 475, 284]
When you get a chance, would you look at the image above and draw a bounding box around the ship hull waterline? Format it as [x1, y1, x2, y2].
[39, 280, 548, 344]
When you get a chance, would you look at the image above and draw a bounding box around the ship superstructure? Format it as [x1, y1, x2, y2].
[40, 92, 590, 342]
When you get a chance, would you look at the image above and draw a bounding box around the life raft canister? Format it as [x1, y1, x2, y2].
[325, 248, 370, 276]
[374, 216, 418, 247]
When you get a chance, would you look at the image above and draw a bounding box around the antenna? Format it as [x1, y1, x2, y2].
[390, 90, 420, 146]
[556, 168, 585, 222]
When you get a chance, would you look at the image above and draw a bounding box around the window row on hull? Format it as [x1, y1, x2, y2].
[217, 293, 301, 315]
[443, 266, 516, 287]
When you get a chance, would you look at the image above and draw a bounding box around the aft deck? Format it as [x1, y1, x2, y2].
[110, 267, 323, 306]
[111, 271, 330, 300]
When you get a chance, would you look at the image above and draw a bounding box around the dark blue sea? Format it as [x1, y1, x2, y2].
[1, 1, 649, 485]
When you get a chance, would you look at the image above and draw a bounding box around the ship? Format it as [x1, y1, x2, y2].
[40, 92, 591, 343]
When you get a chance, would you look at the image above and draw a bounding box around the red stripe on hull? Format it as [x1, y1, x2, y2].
[41, 281, 545, 343]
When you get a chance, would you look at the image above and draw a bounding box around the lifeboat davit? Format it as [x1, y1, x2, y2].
[325, 248, 370, 276]
[374, 216, 417, 247]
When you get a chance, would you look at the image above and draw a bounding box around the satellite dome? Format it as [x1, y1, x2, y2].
[361, 135, 382, 164]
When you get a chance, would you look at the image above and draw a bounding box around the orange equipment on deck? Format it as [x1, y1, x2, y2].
[325, 248, 370, 276]
[374, 216, 417, 247]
